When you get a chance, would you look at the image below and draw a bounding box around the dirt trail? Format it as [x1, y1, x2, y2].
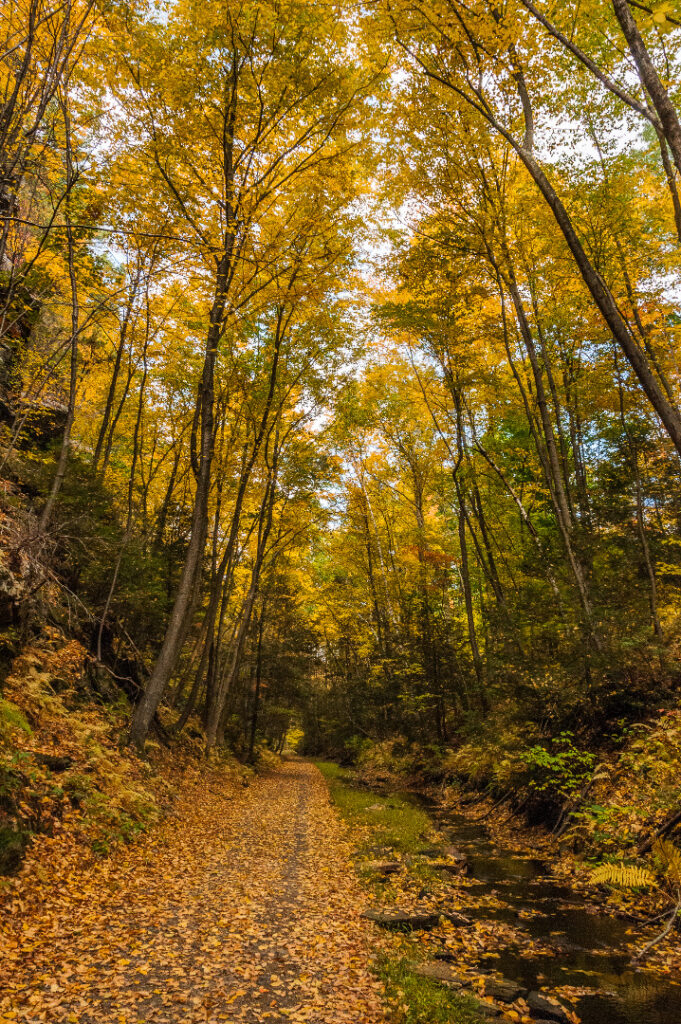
[1, 760, 388, 1024]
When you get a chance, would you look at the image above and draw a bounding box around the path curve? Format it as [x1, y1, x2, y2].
[1, 760, 388, 1024]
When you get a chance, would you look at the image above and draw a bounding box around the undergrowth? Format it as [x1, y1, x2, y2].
[0, 626, 217, 880]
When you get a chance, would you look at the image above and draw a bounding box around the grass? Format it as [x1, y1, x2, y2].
[378, 954, 490, 1024]
[315, 760, 435, 854]
[315, 760, 486, 1024]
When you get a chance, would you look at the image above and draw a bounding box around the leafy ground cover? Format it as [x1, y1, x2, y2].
[378, 954, 486, 1024]
[1, 760, 389, 1023]
[318, 757, 681, 1023]
[342, 726, 681, 924]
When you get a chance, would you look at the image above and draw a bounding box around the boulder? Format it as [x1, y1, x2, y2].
[362, 908, 440, 930]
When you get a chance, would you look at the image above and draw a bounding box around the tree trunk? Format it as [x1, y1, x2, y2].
[611, 0, 681, 178]
[128, 258, 229, 748]
[40, 99, 78, 532]
[518, 146, 681, 456]
[246, 599, 266, 762]
[205, 436, 279, 750]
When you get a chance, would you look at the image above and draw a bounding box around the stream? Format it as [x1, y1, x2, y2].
[427, 808, 681, 1024]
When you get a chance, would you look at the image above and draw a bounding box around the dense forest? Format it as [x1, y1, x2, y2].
[2, 0, 681, 879]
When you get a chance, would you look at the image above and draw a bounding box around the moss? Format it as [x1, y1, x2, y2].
[0, 698, 32, 738]
[317, 761, 485, 1024]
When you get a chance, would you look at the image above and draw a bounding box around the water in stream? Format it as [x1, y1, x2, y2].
[431, 810, 681, 1024]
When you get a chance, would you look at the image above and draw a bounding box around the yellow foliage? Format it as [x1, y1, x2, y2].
[652, 839, 681, 887]
[590, 862, 656, 889]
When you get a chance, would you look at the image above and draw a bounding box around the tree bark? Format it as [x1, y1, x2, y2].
[246, 598, 266, 762]
[128, 52, 241, 749]
[611, 0, 681, 177]
[128, 253, 231, 748]
[39, 98, 79, 532]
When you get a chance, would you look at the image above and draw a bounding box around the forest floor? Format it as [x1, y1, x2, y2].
[0, 759, 389, 1024]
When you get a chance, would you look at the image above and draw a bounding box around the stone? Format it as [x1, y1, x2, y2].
[413, 963, 466, 987]
[471, 997, 502, 1018]
[441, 911, 472, 927]
[526, 992, 572, 1023]
[362, 908, 441, 930]
[482, 977, 526, 1003]
[34, 753, 73, 772]
[362, 860, 402, 875]
[367, 803, 386, 812]
[431, 860, 467, 874]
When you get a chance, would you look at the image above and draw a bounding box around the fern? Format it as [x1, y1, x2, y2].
[590, 861, 655, 888]
[652, 838, 681, 887]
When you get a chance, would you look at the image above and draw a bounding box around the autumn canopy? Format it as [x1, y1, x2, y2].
[1, 0, 681, 840]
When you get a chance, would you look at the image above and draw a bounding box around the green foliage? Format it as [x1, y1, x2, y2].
[4, 0, 681, 893]
[319, 759, 484, 1022]
[376, 954, 485, 1024]
[521, 733, 596, 801]
[87, 801, 158, 857]
[589, 839, 681, 893]
[0, 699, 31, 740]
[354, 739, 447, 785]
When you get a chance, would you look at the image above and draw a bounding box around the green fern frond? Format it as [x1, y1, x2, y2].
[590, 862, 655, 889]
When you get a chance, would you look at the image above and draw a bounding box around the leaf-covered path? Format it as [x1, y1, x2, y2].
[1, 760, 389, 1024]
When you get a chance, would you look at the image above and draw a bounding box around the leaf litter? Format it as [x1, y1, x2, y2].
[0, 761, 389, 1024]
